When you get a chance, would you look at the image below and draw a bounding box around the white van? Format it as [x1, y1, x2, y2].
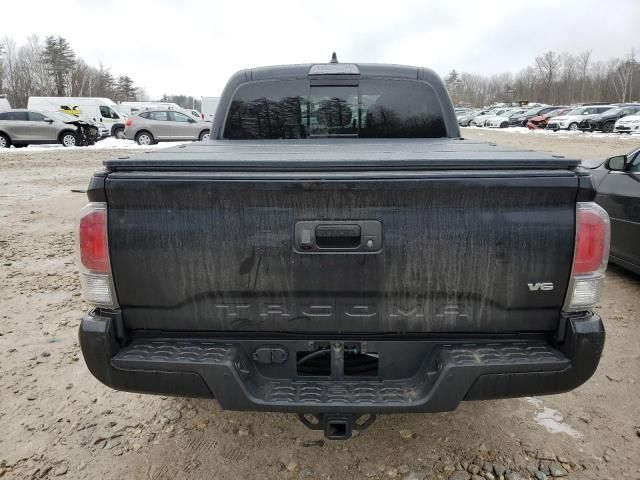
[27, 97, 127, 138]
[0, 95, 11, 112]
[201, 96, 220, 122]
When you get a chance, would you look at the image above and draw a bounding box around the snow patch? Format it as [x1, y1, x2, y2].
[469, 126, 639, 140]
[2, 138, 189, 153]
[526, 397, 582, 438]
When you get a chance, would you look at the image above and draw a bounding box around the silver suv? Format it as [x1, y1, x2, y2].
[0, 109, 100, 148]
[124, 109, 211, 145]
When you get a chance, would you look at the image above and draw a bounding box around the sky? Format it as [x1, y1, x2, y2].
[2, 0, 639, 99]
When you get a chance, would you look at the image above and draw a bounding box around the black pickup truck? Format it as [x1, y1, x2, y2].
[78, 59, 609, 439]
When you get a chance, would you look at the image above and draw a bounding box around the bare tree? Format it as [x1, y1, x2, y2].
[2, 37, 21, 106]
[0, 35, 144, 106]
[559, 52, 577, 103]
[535, 51, 560, 103]
[611, 48, 638, 102]
[1, 34, 638, 109]
[577, 50, 592, 101]
[0, 42, 5, 93]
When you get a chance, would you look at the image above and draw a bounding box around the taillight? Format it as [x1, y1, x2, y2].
[77, 203, 118, 308]
[80, 208, 108, 272]
[125, 118, 133, 127]
[564, 202, 610, 311]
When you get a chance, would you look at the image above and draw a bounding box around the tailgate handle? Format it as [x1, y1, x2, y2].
[294, 221, 382, 253]
[315, 224, 361, 248]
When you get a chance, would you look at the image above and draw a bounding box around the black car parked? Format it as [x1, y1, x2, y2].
[580, 106, 640, 133]
[509, 106, 564, 127]
[590, 146, 640, 274]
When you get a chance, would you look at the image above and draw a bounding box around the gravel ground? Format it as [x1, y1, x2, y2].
[0, 131, 639, 480]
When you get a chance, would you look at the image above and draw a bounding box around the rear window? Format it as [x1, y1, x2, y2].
[223, 79, 446, 139]
[0, 111, 28, 121]
[142, 111, 169, 121]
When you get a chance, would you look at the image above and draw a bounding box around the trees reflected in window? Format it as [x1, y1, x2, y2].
[359, 80, 446, 138]
[223, 79, 446, 139]
[310, 86, 358, 136]
[224, 80, 307, 139]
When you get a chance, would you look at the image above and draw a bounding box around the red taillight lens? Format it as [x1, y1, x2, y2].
[564, 202, 610, 311]
[125, 118, 133, 127]
[79, 208, 109, 273]
[573, 206, 608, 275]
[77, 202, 117, 307]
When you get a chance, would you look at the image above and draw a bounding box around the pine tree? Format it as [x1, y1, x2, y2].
[95, 64, 116, 98]
[446, 69, 459, 85]
[41, 36, 76, 96]
[116, 75, 135, 101]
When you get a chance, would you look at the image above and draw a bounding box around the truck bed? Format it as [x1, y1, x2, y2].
[104, 138, 579, 171]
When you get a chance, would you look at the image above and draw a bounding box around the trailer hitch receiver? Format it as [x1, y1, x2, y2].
[298, 413, 376, 440]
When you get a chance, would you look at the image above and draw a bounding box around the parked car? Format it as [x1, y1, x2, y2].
[580, 105, 640, 132]
[454, 107, 473, 117]
[526, 108, 572, 130]
[0, 109, 100, 148]
[96, 122, 111, 140]
[78, 59, 607, 440]
[0, 94, 11, 112]
[547, 106, 615, 131]
[471, 108, 511, 127]
[457, 109, 482, 126]
[485, 108, 529, 128]
[120, 102, 203, 122]
[479, 108, 511, 128]
[509, 106, 559, 127]
[588, 147, 640, 274]
[614, 112, 640, 133]
[124, 109, 211, 145]
[28, 97, 127, 138]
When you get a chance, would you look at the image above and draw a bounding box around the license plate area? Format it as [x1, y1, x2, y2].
[295, 341, 380, 378]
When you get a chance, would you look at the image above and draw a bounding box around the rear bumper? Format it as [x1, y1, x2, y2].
[614, 125, 639, 132]
[79, 312, 605, 413]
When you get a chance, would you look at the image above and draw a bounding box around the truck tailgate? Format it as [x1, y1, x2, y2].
[106, 167, 578, 334]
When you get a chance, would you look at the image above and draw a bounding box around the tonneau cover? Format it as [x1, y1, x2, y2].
[104, 138, 579, 171]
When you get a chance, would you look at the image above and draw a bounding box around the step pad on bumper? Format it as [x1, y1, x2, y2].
[113, 340, 567, 369]
[79, 314, 606, 412]
[110, 339, 569, 411]
[445, 343, 567, 366]
[114, 341, 233, 365]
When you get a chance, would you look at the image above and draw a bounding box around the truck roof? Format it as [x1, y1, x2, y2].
[242, 62, 424, 80]
[104, 138, 579, 171]
[210, 62, 461, 139]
